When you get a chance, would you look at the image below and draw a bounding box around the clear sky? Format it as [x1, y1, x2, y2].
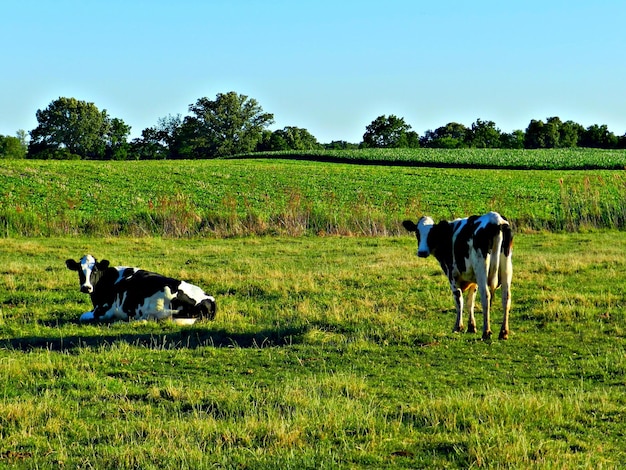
[2, 0, 625, 143]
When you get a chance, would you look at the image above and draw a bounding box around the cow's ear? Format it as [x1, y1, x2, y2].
[402, 220, 417, 232]
[66, 259, 80, 271]
[97, 259, 110, 270]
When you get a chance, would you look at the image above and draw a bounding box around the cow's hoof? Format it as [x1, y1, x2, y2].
[467, 324, 477, 334]
[499, 330, 509, 340]
[482, 330, 493, 341]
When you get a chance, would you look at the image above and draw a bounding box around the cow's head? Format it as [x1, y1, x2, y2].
[402, 217, 435, 257]
[65, 255, 110, 294]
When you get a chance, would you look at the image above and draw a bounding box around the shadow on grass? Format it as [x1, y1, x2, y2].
[1, 324, 309, 352]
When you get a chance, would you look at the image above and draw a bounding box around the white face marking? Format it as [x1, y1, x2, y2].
[79, 255, 97, 293]
[417, 217, 434, 257]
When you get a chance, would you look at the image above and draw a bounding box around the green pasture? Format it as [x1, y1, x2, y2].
[1, 151, 626, 468]
[1, 233, 626, 468]
[1, 153, 626, 237]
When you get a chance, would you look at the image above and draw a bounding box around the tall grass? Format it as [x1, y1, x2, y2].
[553, 175, 626, 231]
[1, 178, 624, 237]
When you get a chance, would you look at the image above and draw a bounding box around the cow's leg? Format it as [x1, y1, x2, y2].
[473, 263, 492, 340]
[472, 254, 493, 340]
[499, 254, 513, 340]
[478, 283, 492, 340]
[466, 284, 477, 333]
[452, 287, 464, 332]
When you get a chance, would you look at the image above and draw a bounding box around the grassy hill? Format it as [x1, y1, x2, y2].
[2, 151, 626, 237]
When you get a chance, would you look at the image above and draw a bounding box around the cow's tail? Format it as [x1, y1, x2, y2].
[501, 221, 513, 257]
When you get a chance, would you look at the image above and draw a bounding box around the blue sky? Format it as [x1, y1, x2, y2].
[2, 0, 625, 143]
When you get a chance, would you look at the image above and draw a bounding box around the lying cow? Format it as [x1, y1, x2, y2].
[66, 254, 216, 324]
[402, 211, 513, 340]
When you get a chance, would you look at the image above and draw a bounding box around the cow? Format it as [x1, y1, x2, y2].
[66, 254, 216, 324]
[402, 211, 513, 340]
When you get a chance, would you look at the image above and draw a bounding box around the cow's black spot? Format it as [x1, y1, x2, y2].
[473, 222, 502, 257]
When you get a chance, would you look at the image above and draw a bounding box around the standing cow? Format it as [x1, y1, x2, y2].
[66, 254, 216, 324]
[402, 211, 513, 340]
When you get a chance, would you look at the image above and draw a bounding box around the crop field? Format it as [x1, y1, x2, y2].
[1, 151, 626, 468]
[236, 147, 626, 170]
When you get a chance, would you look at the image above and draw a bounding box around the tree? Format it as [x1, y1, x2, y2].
[524, 117, 586, 149]
[177, 92, 274, 158]
[467, 119, 502, 148]
[559, 120, 585, 148]
[420, 122, 469, 148]
[580, 124, 618, 148]
[542, 117, 562, 148]
[104, 117, 132, 160]
[16, 129, 29, 149]
[324, 140, 359, 150]
[0, 134, 27, 159]
[500, 130, 525, 149]
[362, 115, 418, 148]
[28, 97, 130, 159]
[130, 114, 182, 160]
[524, 119, 546, 149]
[258, 126, 322, 151]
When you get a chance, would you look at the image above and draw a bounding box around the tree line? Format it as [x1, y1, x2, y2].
[1, 92, 626, 160]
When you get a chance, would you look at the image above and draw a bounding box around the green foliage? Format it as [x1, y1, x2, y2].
[362, 115, 419, 148]
[500, 129, 525, 149]
[581, 124, 619, 148]
[28, 97, 131, 160]
[176, 92, 275, 158]
[0, 134, 26, 159]
[421, 122, 470, 148]
[525, 117, 617, 149]
[130, 114, 183, 160]
[1, 234, 625, 468]
[1, 153, 626, 238]
[467, 119, 501, 148]
[324, 140, 360, 150]
[20, 92, 626, 160]
[258, 126, 323, 151]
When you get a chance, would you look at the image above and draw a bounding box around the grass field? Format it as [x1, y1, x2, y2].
[2, 154, 626, 237]
[1, 151, 626, 467]
[1, 233, 626, 468]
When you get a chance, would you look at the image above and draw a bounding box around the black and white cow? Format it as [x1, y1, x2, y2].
[66, 255, 216, 324]
[402, 211, 513, 340]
